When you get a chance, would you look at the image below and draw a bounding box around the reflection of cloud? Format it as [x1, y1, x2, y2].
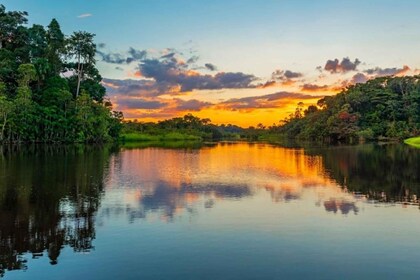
[324, 199, 358, 215]
[104, 143, 358, 222]
[102, 181, 253, 222]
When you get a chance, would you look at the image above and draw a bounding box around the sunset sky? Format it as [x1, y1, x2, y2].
[4, 0, 420, 126]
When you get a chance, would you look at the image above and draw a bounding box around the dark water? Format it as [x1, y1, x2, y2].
[1, 142, 420, 279]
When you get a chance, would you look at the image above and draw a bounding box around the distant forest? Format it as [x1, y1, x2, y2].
[273, 76, 420, 142]
[0, 5, 122, 143]
[123, 76, 420, 143]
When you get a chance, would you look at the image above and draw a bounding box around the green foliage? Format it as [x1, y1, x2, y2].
[404, 137, 420, 148]
[122, 114, 246, 141]
[272, 76, 420, 142]
[0, 5, 122, 143]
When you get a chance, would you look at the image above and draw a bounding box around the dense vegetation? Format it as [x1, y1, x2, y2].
[271, 76, 420, 142]
[0, 5, 122, 143]
[122, 114, 245, 141]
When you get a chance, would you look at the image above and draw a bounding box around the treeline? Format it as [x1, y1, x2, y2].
[272, 76, 420, 142]
[123, 114, 245, 141]
[0, 5, 122, 143]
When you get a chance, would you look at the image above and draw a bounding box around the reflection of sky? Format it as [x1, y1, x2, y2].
[101, 143, 362, 222]
[8, 143, 420, 279]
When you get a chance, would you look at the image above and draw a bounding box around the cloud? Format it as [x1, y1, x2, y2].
[172, 98, 212, 111]
[324, 57, 361, 73]
[98, 47, 255, 93]
[350, 73, 369, 84]
[364, 65, 410, 77]
[97, 48, 148, 65]
[137, 57, 257, 92]
[115, 97, 212, 119]
[187, 56, 200, 64]
[205, 63, 217, 71]
[97, 50, 128, 64]
[128, 47, 148, 61]
[117, 98, 167, 110]
[300, 83, 342, 93]
[77, 13, 92, 18]
[259, 80, 277, 88]
[102, 78, 178, 97]
[271, 69, 303, 81]
[218, 91, 317, 111]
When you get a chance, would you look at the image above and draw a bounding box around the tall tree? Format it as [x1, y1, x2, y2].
[46, 19, 65, 75]
[67, 32, 96, 98]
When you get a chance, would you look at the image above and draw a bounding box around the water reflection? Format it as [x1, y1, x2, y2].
[305, 144, 420, 204]
[1, 142, 420, 277]
[323, 199, 359, 215]
[0, 145, 114, 277]
[100, 142, 366, 226]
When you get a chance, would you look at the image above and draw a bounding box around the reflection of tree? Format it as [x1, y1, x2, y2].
[0, 145, 113, 277]
[306, 144, 420, 203]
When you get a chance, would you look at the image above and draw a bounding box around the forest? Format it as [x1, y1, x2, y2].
[271, 76, 420, 142]
[122, 114, 246, 142]
[123, 75, 420, 144]
[0, 5, 122, 143]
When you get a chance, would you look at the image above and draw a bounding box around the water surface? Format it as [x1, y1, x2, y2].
[1, 142, 420, 279]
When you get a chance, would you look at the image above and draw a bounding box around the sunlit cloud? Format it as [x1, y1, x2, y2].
[99, 47, 417, 126]
[364, 65, 410, 77]
[300, 83, 342, 93]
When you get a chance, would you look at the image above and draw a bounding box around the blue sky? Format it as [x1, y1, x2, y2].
[3, 0, 420, 125]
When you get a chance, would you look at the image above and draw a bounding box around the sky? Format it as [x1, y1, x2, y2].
[3, 0, 420, 126]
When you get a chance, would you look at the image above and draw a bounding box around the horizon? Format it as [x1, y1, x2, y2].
[3, 0, 420, 126]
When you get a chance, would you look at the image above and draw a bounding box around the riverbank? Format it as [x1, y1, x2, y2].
[121, 132, 202, 142]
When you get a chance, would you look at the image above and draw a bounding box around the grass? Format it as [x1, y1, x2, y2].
[122, 141, 204, 149]
[404, 137, 420, 148]
[121, 132, 202, 142]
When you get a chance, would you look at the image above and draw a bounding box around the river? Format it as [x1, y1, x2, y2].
[1, 142, 420, 279]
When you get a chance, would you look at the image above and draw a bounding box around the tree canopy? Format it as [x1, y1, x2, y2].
[272, 76, 420, 142]
[0, 4, 122, 143]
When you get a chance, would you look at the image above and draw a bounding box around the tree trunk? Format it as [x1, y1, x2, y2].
[76, 54, 81, 98]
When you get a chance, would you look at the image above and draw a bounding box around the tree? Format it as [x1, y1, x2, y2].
[46, 19, 65, 75]
[67, 31, 96, 98]
[0, 82, 12, 141]
[0, 5, 122, 143]
[0, 4, 28, 49]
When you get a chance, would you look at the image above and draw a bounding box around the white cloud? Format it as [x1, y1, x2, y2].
[77, 13, 93, 18]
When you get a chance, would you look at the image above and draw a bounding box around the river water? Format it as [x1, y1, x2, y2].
[1, 142, 420, 279]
